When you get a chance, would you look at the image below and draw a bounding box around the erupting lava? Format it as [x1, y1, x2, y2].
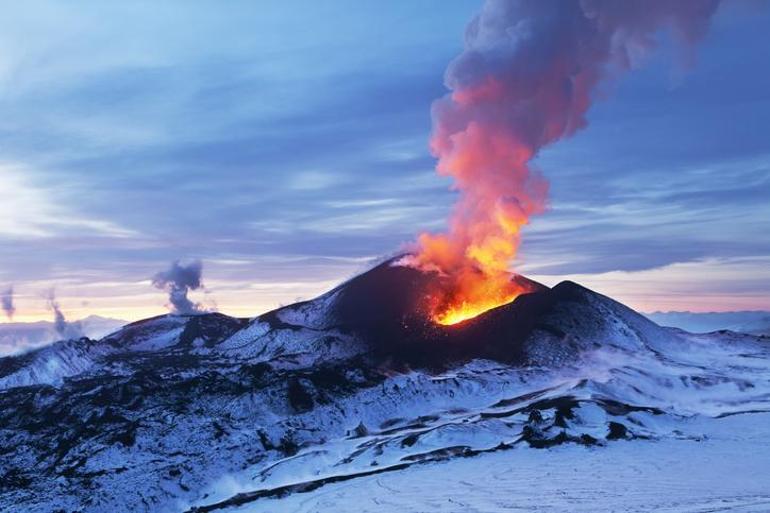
[406, 0, 721, 325]
[431, 274, 521, 326]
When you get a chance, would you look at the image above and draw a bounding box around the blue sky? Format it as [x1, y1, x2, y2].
[0, 1, 768, 321]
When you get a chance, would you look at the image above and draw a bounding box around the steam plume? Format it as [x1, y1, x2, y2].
[152, 260, 206, 315]
[46, 290, 83, 340]
[412, 0, 721, 323]
[2, 286, 15, 320]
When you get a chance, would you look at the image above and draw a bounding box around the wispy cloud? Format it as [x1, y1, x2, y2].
[530, 257, 770, 313]
[0, 165, 138, 239]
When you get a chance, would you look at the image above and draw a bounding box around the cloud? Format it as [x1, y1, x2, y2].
[0, 2, 766, 321]
[0, 165, 138, 239]
[530, 256, 770, 313]
[518, 154, 770, 275]
[152, 260, 207, 315]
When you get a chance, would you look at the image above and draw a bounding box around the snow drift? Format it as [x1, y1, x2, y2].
[0, 259, 768, 513]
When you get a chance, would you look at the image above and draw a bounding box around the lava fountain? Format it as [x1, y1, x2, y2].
[405, 0, 720, 325]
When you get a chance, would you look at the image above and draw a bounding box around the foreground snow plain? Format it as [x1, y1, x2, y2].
[234, 413, 770, 513]
[195, 328, 770, 513]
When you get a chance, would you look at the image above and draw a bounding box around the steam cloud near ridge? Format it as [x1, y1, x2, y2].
[2, 286, 14, 320]
[152, 260, 207, 315]
[46, 289, 83, 340]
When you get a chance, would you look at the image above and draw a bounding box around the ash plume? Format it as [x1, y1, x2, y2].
[46, 290, 83, 340]
[2, 286, 14, 320]
[411, 0, 721, 322]
[152, 260, 206, 315]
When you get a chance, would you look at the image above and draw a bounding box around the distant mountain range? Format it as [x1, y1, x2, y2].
[3, 307, 767, 358]
[645, 311, 770, 336]
[0, 315, 126, 356]
[3, 308, 767, 359]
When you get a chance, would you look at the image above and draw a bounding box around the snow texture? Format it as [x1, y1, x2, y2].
[1, 263, 769, 513]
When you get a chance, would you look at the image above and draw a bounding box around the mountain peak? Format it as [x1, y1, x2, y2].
[2, 259, 769, 513]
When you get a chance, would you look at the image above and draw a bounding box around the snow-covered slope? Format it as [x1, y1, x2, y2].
[0, 313, 247, 390]
[1, 260, 769, 513]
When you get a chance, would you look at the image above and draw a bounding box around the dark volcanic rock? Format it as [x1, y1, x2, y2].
[258, 258, 669, 369]
[0, 256, 744, 513]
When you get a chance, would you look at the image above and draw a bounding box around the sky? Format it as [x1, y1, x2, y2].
[0, 0, 768, 323]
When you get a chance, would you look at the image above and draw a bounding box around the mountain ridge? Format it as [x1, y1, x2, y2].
[1, 259, 769, 512]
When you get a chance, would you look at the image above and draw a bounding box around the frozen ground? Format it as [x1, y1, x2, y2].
[230, 413, 770, 513]
[185, 327, 770, 513]
[2, 262, 770, 513]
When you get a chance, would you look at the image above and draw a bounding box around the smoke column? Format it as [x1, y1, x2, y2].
[2, 286, 14, 320]
[411, 0, 721, 324]
[46, 290, 83, 339]
[152, 260, 206, 315]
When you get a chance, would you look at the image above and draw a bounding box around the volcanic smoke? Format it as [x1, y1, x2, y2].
[46, 290, 84, 340]
[409, 0, 720, 325]
[152, 260, 206, 315]
[1, 286, 14, 320]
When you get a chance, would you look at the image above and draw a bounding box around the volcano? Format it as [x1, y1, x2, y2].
[256, 256, 674, 369]
[258, 256, 552, 367]
[1, 261, 769, 512]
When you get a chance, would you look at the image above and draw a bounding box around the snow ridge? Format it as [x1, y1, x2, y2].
[1, 263, 769, 512]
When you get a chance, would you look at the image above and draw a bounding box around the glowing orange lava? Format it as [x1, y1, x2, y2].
[409, 120, 543, 325]
[433, 290, 520, 325]
[417, 254, 530, 325]
[407, 82, 547, 325]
